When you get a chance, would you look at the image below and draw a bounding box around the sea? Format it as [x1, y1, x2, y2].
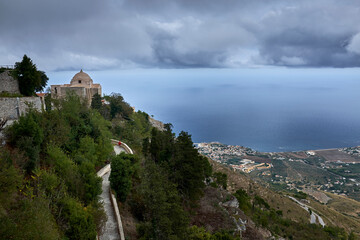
[48, 67, 360, 152]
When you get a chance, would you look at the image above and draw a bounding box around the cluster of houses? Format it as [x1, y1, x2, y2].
[196, 142, 273, 173]
[196, 142, 258, 162]
[230, 160, 273, 173]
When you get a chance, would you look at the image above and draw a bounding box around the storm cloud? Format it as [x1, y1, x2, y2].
[1, 0, 360, 70]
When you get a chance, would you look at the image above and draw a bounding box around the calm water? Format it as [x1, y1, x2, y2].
[48, 68, 360, 152]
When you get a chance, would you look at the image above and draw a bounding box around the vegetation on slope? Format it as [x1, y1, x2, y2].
[0, 93, 112, 239]
[1, 80, 359, 239]
[211, 160, 359, 239]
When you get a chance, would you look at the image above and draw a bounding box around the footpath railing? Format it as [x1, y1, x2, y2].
[111, 139, 133, 154]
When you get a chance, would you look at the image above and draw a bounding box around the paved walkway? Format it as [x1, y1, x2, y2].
[99, 144, 127, 240]
[99, 171, 121, 240]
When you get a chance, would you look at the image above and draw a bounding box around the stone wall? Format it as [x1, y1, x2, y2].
[0, 97, 42, 120]
[0, 70, 20, 94]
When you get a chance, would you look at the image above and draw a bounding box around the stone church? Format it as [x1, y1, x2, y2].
[51, 70, 101, 105]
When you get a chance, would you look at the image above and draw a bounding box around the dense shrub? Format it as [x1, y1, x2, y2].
[110, 153, 136, 202]
[59, 197, 97, 240]
[213, 172, 228, 189]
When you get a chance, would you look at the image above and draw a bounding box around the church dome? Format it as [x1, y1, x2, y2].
[70, 69, 93, 85]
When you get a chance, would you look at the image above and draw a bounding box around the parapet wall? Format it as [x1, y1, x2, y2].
[0, 97, 42, 120]
[0, 70, 20, 94]
[111, 139, 134, 154]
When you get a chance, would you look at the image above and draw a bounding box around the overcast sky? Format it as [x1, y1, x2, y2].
[1, 0, 360, 71]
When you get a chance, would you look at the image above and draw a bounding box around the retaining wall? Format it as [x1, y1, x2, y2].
[0, 70, 19, 94]
[0, 97, 42, 120]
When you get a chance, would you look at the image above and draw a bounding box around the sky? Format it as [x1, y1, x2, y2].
[1, 0, 360, 71]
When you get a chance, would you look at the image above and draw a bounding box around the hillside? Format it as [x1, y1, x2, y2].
[210, 160, 360, 239]
[1, 90, 359, 240]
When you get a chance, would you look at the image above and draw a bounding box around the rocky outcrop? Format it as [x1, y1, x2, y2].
[149, 117, 165, 131]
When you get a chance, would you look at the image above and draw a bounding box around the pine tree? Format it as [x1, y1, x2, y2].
[14, 55, 48, 96]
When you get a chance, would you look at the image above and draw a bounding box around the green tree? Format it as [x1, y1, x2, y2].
[14, 55, 48, 96]
[188, 226, 212, 240]
[0, 150, 22, 208]
[234, 188, 251, 214]
[79, 161, 102, 204]
[44, 93, 52, 112]
[110, 153, 135, 202]
[75, 136, 97, 164]
[106, 93, 133, 119]
[6, 109, 44, 172]
[149, 125, 175, 163]
[188, 226, 240, 240]
[113, 111, 153, 153]
[59, 197, 97, 240]
[47, 146, 83, 200]
[0, 197, 60, 240]
[171, 131, 212, 202]
[44, 87, 52, 112]
[213, 172, 228, 189]
[138, 159, 189, 240]
[254, 195, 270, 209]
[36, 71, 49, 92]
[91, 93, 102, 110]
[144, 127, 212, 204]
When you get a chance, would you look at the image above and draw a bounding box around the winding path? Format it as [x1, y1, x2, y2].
[97, 141, 133, 240]
[287, 196, 325, 227]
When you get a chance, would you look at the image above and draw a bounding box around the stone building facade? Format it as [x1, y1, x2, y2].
[51, 70, 101, 105]
[0, 70, 20, 94]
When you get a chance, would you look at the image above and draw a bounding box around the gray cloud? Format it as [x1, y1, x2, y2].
[0, 0, 360, 70]
[347, 33, 360, 54]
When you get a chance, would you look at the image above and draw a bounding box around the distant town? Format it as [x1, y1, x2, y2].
[196, 142, 272, 173]
[196, 142, 360, 202]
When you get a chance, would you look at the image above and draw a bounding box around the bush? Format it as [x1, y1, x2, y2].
[6, 109, 43, 172]
[110, 153, 135, 202]
[188, 226, 240, 240]
[59, 197, 97, 240]
[0, 197, 60, 240]
[213, 172, 228, 189]
[234, 188, 251, 214]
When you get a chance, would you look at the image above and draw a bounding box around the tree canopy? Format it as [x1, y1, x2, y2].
[110, 153, 137, 202]
[14, 55, 48, 96]
[91, 93, 102, 110]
